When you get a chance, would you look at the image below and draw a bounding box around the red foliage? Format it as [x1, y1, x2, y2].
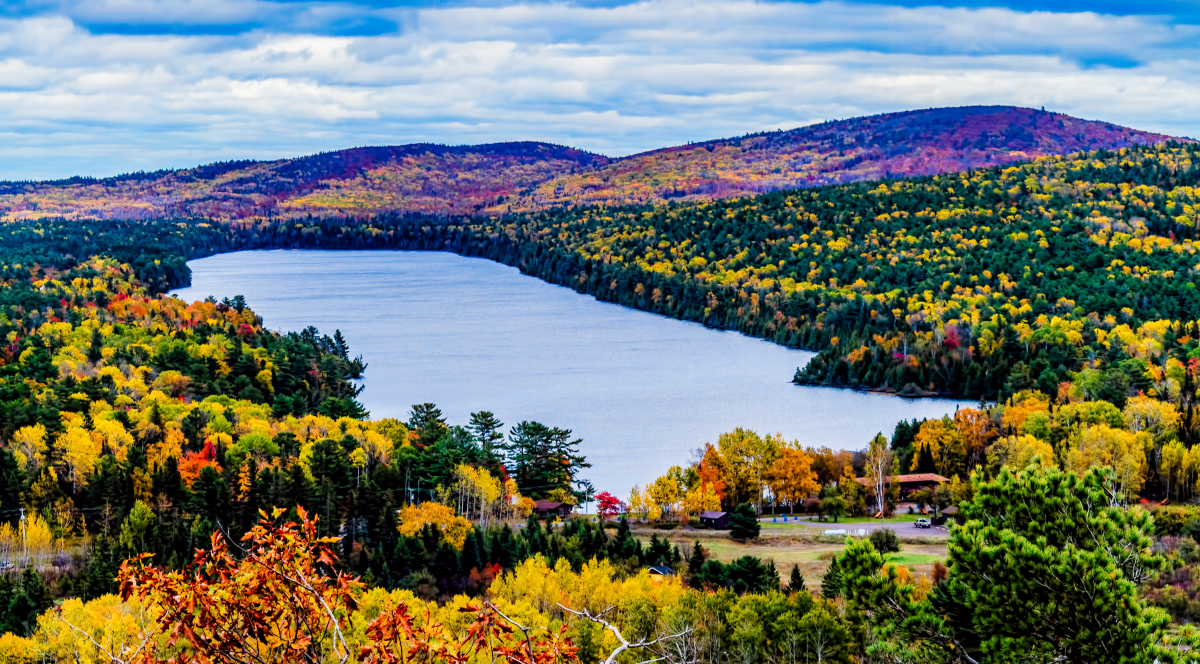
[596, 491, 623, 519]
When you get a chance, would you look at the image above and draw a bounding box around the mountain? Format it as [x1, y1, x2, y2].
[0, 106, 1184, 222]
[0, 142, 609, 221]
[501, 106, 1186, 210]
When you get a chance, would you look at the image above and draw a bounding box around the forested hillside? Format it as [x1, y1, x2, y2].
[106, 141, 1188, 407]
[0, 107, 1179, 222]
[0, 143, 608, 221]
[507, 105, 1183, 209]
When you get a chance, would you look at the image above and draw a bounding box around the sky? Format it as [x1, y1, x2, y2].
[1, 0, 1199, 179]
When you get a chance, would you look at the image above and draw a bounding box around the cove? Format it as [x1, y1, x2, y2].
[172, 250, 971, 495]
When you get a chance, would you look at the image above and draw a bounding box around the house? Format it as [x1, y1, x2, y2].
[853, 473, 950, 497]
[647, 565, 676, 576]
[533, 500, 572, 519]
[698, 510, 730, 529]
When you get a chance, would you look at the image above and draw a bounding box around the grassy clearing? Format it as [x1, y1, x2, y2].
[633, 530, 947, 587]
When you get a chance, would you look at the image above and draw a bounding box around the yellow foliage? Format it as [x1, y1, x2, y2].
[397, 502, 473, 549]
[987, 434, 1055, 471]
[1065, 424, 1149, 497]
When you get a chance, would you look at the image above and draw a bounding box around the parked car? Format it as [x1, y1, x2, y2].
[915, 517, 932, 528]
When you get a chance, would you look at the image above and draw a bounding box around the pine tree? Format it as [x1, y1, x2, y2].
[687, 541, 706, 578]
[839, 466, 1172, 662]
[789, 564, 805, 591]
[468, 411, 505, 454]
[461, 527, 484, 573]
[821, 555, 843, 599]
[729, 503, 760, 541]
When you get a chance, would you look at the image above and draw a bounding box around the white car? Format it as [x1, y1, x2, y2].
[915, 518, 932, 528]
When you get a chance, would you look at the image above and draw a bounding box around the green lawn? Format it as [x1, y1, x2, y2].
[885, 552, 945, 566]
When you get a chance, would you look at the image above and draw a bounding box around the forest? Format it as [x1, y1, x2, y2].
[4, 139, 1200, 661]
[85, 140, 1197, 405]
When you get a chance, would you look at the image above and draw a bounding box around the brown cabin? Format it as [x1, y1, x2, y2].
[533, 500, 572, 519]
[698, 511, 730, 529]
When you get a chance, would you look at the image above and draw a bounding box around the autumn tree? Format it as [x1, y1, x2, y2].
[911, 417, 964, 478]
[1065, 424, 1149, 499]
[118, 507, 364, 663]
[716, 429, 780, 509]
[952, 408, 995, 470]
[986, 434, 1055, 472]
[764, 446, 819, 512]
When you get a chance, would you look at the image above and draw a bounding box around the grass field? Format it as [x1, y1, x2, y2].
[633, 528, 948, 587]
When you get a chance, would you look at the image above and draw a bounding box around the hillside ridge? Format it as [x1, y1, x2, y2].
[0, 106, 1185, 221]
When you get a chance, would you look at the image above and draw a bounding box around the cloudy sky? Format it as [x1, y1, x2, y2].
[1, 0, 1198, 179]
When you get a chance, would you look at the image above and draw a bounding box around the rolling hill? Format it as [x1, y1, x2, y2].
[0, 106, 1184, 222]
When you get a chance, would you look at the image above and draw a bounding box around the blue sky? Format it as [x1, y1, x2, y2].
[1, 0, 1199, 179]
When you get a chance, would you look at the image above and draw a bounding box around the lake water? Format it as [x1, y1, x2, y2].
[172, 250, 971, 495]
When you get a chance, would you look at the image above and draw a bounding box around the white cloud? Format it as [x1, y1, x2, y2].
[0, 0, 1199, 179]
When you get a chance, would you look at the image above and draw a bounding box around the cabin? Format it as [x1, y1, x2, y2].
[853, 473, 950, 498]
[647, 565, 677, 577]
[533, 500, 572, 519]
[698, 510, 730, 529]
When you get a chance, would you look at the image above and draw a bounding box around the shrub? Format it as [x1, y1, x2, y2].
[1150, 505, 1200, 537]
[868, 528, 901, 554]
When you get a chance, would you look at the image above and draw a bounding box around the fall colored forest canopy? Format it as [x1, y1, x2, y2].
[155, 140, 1196, 404]
[3, 134, 1200, 664]
[6, 140, 1200, 406]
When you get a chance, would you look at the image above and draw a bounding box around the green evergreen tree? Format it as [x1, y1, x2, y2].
[788, 564, 805, 592]
[729, 503, 760, 541]
[460, 527, 485, 573]
[839, 466, 1172, 662]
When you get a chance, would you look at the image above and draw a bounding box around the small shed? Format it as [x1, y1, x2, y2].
[647, 565, 676, 576]
[698, 510, 730, 529]
[533, 500, 572, 519]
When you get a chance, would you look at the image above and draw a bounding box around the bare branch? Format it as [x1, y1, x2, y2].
[557, 603, 694, 664]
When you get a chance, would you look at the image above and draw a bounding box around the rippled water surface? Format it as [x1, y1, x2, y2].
[173, 250, 970, 493]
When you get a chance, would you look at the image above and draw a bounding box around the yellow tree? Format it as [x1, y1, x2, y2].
[683, 483, 721, 517]
[1123, 395, 1180, 437]
[912, 417, 965, 478]
[764, 446, 819, 512]
[987, 434, 1056, 471]
[1161, 439, 1186, 500]
[716, 428, 780, 508]
[1065, 425, 1149, 499]
[397, 502, 473, 549]
[10, 423, 48, 473]
[953, 408, 996, 470]
[648, 470, 683, 521]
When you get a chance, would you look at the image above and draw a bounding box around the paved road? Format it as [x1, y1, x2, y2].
[763, 516, 949, 536]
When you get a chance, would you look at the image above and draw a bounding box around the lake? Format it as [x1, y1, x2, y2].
[172, 250, 971, 495]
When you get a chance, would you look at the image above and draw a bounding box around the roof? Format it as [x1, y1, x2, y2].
[698, 511, 728, 519]
[853, 473, 951, 486]
[941, 505, 960, 515]
[533, 500, 566, 510]
[647, 565, 676, 576]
